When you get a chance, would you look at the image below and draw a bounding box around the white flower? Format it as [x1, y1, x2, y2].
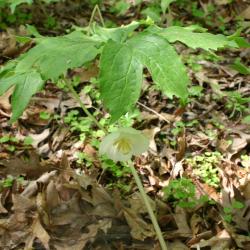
[99, 127, 149, 162]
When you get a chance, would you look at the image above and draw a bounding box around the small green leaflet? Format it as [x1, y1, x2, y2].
[128, 32, 189, 101]
[16, 32, 101, 81]
[0, 71, 43, 122]
[99, 40, 143, 122]
[151, 26, 238, 51]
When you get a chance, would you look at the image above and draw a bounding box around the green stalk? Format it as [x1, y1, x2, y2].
[128, 161, 168, 250]
[65, 81, 107, 133]
[88, 4, 105, 35]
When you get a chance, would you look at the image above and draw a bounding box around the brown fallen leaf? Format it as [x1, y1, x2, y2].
[226, 131, 250, 158]
[172, 207, 192, 237]
[0, 193, 8, 214]
[191, 229, 231, 249]
[190, 213, 203, 236]
[240, 6, 250, 19]
[168, 240, 189, 250]
[22, 171, 57, 198]
[0, 194, 36, 249]
[143, 127, 160, 155]
[25, 214, 50, 250]
[45, 180, 61, 211]
[176, 130, 186, 161]
[0, 87, 12, 113]
[239, 173, 250, 199]
[12, 193, 35, 212]
[52, 222, 101, 250]
[0, 150, 54, 178]
[73, 64, 99, 82]
[123, 206, 155, 240]
[223, 222, 250, 248]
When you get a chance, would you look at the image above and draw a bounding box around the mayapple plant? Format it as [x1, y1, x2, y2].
[0, 17, 244, 123]
[0, 5, 248, 249]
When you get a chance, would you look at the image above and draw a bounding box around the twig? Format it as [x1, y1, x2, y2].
[137, 101, 170, 123]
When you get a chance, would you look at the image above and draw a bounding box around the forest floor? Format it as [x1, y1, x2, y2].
[0, 0, 250, 249]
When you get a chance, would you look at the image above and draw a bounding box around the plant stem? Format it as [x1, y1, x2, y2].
[65, 81, 107, 133]
[88, 5, 105, 35]
[128, 161, 168, 250]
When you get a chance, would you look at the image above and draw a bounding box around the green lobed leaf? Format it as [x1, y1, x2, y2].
[99, 40, 143, 122]
[128, 32, 189, 101]
[15, 32, 101, 81]
[0, 71, 44, 122]
[150, 26, 238, 51]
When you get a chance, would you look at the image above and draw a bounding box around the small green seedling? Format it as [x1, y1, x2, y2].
[223, 200, 245, 223]
[75, 151, 93, 168]
[0, 175, 24, 189]
[163, 177, 210, 208]
[101, 156, 131, 177]
[224, 91, 250, 118]
[241, 155, 250, 168]
[0, 135, 33, 151]
[39, 111, 51, 120]
[0, 135, 18, 143]
[186, 152, 221, 188]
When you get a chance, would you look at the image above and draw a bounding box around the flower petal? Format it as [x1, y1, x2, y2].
[99, 131, 119, 156]
[99, 127, 149, 162]
[127, 132, 149, 155]
[119, 127, 149, 155]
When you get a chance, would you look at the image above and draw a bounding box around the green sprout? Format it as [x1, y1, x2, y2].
[163, 178, 210, 208]
[186, 152, 221, 188]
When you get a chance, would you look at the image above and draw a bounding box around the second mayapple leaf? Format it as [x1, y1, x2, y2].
[128, 32, 189, 100]
[100, 32, 189, 121]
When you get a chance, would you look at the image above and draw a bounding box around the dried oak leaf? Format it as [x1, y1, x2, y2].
[191, 230, 231, 250]
[25, 214, 50, 250]
[123, 206, 155, 241]
[0, 151, 54, 179]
